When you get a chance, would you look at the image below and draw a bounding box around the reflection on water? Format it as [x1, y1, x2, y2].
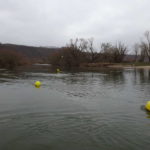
[133, 69, 150, 84]
[0, 67, 150, 150]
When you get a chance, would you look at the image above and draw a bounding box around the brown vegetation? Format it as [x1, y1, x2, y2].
[0, 43, 59, 64]
[0, 49, 29, 69]
[48, 31, 150, 69]
[139, 31, 150, 62]
[1, 30, 150, 70]
[48, 38, 128, 69]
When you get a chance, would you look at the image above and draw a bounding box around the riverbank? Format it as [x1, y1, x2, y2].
[79, 62, 150, 71]
[108, 62, 150, 69]
[1, 62, 150, 73]
[108, 64, 150, 69]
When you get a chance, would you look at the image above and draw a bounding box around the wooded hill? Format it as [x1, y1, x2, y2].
[0, 43, 60, 63]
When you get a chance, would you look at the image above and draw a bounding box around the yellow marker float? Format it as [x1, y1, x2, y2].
[34, 81, 41, 88]
[56, 68, 61, 73]
[145, 101, 150, 111]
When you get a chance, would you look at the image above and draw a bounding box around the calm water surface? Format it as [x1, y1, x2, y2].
[0, 67, 150, 150]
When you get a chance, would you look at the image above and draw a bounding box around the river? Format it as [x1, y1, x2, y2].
[0, 67, 150, 150]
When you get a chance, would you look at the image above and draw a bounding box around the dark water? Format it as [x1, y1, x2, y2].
[0, 67, 150, 150]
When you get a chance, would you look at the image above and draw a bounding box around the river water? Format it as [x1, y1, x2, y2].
[0, 67, 150, 150]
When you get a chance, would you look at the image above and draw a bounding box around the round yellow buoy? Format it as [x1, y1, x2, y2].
[56, 68, 61, 73]
[34, 81, 41, 88]
[145, 101, 150, 111]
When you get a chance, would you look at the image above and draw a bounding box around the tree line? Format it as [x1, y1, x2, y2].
[1, 31, 150, 69]
[0, 48, 29, 69]
[134, 31, 150, 62]
[49, 31, 150, 69]
[49, 39, 127, 68]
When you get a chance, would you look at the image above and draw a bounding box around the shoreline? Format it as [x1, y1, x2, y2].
[108, 65, 150, 69]
[80, 63, 150, 70]
[1, 63, 150, 72]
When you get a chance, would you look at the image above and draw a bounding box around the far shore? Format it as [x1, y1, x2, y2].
[79, 62, 150, 70]
[108, 64, 150, 69]
[1, 63, 150, 72]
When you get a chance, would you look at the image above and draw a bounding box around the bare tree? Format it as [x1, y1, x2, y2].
[86, 38, 99, 62]
[139, 42, 147, 62]
[113, 42, 128, 63]
[78, 38, 88, 52]
[134, 43, 140, 62]
[140, 31, 150, 62]
[69, 38, 98, 63]
[100, 42, 127, 63]
[100, 43, 113, 62]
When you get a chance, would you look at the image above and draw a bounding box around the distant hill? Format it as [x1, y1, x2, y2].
[0, 43, 60, 62]
[1, 43, 148, 63]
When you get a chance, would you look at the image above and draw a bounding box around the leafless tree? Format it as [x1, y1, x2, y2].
[113, 42, 128, 63]
[68, 38, 99, 63]
[139, 31, 150, 62]
[100, 43, 114, 62]
[100, 42, 127, 63]
[86, 38, 99, 62]
[133, 43, 140, 62]
[78, 38, 88, 52]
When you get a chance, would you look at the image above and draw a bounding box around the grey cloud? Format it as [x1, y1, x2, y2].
[0, 0, 150, 48]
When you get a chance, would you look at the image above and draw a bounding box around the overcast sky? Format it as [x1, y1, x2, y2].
[0, 0, 150, 48]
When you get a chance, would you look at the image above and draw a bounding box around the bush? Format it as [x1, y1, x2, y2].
[49, 46, 86, 69]
[0, 50, 29, 69]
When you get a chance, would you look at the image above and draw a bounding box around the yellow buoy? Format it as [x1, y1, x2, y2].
[34, 81, 41, 88]
[56, 68, 61, 73]
[145, 101, 150, 111]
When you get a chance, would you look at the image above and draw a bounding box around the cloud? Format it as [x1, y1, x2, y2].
[0, 0, 150, 48]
